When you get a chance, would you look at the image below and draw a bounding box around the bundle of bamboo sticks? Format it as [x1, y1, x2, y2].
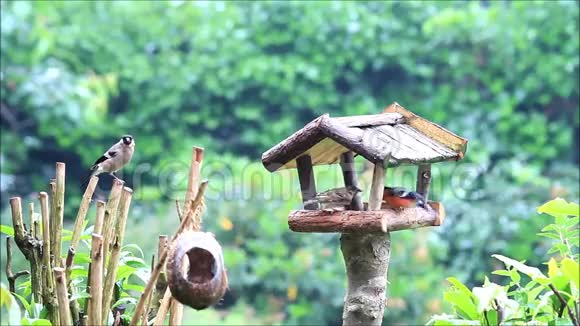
[7, 147, 215, 326]
[8, 162, 133, 326]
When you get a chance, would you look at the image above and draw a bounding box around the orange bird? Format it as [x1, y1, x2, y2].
[383, 187, 426, 209]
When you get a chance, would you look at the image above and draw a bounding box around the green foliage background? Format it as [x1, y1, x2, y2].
[1, 1, 578, 325]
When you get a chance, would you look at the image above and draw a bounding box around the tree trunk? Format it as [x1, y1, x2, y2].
[340, 233, 391, 326]
[340, 163, 390, 326]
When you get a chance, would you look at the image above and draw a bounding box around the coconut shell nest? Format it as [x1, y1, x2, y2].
[167, 231, 228, 310]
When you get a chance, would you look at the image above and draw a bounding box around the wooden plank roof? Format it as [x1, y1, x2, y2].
[261, 103, 468, 172]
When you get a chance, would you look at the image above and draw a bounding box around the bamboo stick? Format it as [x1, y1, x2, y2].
[40, 191, 59, 325]
[9, 197, 28, 256]
[49, 179, 56, 267]
[170, 147, 204, 325]
[9, 197, 43, 304]
[71, 176, 99, 250]
[129, 181, 208, 326]
[53, 163, 66, 267]
[101, 179, 125, 276]
[94, 200, 106, 235]
[29, 202, 38, 240]
[141, 254, 156, 326]
[54, 267, 72, 326]
[153, 288, 173, 325]
[83, 201, 105, 322]
[89, 234, 104, 326]
[5, 237, 30, 293]
[64, 247, 80, 325]
[184, 147, 204, 218]
[102, 187, 133, 323]
[144, 236, 168, 324]
[29, 201, 44, 304]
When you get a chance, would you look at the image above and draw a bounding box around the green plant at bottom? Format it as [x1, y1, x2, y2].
[428, 198, 579, 326]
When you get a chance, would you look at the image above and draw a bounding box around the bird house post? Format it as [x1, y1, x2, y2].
[262, 102, 467, 325]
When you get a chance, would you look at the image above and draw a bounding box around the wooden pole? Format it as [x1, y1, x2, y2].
[153, 290, 173, 325]
[40, 191, 59, 325]
[170, 147, 204, 325]
[416, 164, 431, 201]
[145, 235, 168, 324]
[94, 200, 106, 235]
[101, 179, 125, 276]
[88, 234, 104, 326]
[9, 197, 29, 257]
[340, 152, 364, 210]
[49, 179, 56, 267]
[54, 267, 72, 326]
[53, 163, 66, 267]
[70, 176, 99, 250]
[340, 162, 390, 326]
[296, 154, 318, 210]
[102, 187, 133, 323]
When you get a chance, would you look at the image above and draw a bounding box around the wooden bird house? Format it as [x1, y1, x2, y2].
[261, 102, 468, 234]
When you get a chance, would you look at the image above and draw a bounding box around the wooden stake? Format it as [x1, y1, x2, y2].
[94, 200, 106, 235]
[416, 164, 431, 201]
[184, 147, 204, 218]
[296, 154, 318, 210]
[141, 255, 157, 325]
[153, 289, 173, 325]
[89, 234, 104, 326]
[102, 187, 133, 323]
[40, 191, 59, 325]
[143, 236, 168, 325]
[101, 179, 125, 276]
[53, 163, 66, 267]
[65, 247, 80, 325]
[49, 179, 56, 267]
[71, 176, 99, 250]
[54, 267, 72, 326]
[29, 202, 38, 240]
[170, 147, 204, 324]
[9, 197, 29, 257]
[9, 196, 45, 305]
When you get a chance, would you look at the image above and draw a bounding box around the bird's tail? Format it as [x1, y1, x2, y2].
[80, 166, 97, 191]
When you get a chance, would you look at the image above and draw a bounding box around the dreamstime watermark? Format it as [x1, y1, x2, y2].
[93, 125, 482, 204]
[97, 157, 484, 204]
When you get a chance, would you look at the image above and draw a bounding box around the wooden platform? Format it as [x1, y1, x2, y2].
[288, 202, 445, 233]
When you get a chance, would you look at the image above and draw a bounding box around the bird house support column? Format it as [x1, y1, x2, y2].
[416, 164, 431, 201]
[340, 162, 391, 326]
[296, 155, 318, 210]
[340, 152, 363, 211]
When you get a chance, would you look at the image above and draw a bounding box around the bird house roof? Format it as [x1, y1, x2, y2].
[261, 103, 468, 172]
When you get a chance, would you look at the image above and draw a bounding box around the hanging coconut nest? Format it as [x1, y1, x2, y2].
[167, 231, 228, 310]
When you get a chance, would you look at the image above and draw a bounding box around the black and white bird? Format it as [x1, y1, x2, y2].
[81, 135, 135, 188]
[305, 185, 362, 211]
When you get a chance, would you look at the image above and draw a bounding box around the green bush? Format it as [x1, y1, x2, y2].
[428, 198, 579, 325]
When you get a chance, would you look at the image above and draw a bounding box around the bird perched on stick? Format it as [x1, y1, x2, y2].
[305, 185, 362, 211]
[81, 135, 135, 189]
[383, 186, 426, 209]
